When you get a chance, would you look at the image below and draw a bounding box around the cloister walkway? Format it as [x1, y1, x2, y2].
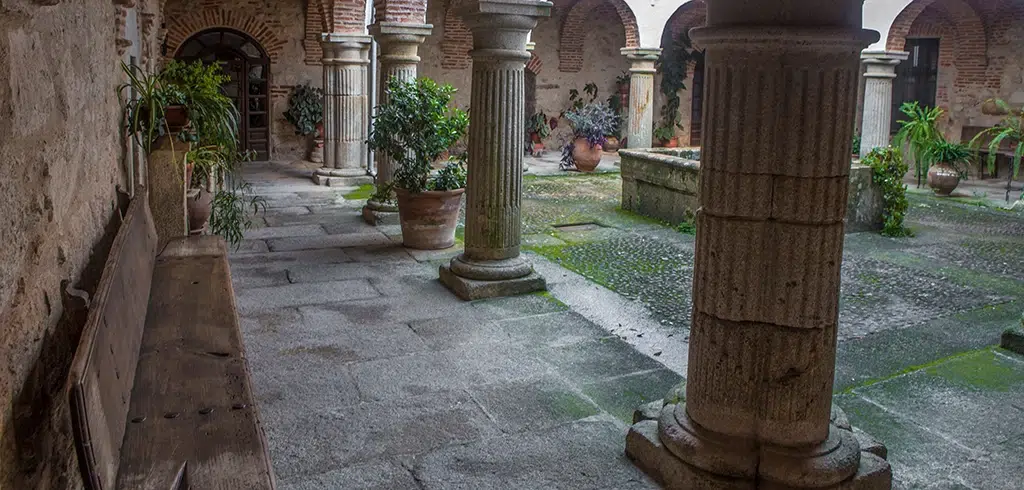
[232, 161, 1024, 489]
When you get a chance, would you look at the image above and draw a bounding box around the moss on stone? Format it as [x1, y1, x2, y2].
[343, 184, 375, 201]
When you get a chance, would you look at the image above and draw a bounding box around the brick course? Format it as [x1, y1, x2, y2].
[557, 0, 639, 72]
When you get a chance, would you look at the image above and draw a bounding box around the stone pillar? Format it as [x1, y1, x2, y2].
[362, 22, 433, 225]
[314, 34, 372, 187]
[625, 3, 894, 489]
[621, 48, 660, 149]
[439, 0, 551, 301]
[148, 136, 189, 251]
[860, 50, 909, 157]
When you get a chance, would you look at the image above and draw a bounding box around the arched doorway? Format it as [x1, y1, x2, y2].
[176, 28, 271, 161]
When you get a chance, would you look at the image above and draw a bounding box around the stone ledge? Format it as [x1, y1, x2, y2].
[362, 206, 400, 226]
[439, 265, 546, 301]
[312, 173, 373, 188]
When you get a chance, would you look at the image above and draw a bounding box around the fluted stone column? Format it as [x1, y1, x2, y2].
[860, 50, 909, 157]
[625, 3, 893, 489]
[363, 22, 433, 225]
[314, 34, 372, 187]
[621, 48, 660, 149]
[439, 0, 551, 301]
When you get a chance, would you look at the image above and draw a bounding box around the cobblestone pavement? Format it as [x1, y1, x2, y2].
[234, 162, 1024, 489]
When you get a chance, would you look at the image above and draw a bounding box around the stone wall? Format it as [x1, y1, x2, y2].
[0, 0, 161, 487]
[620, 150, 884, 233]
[164, 0, 326, 160]
[422, 0, 632, 148]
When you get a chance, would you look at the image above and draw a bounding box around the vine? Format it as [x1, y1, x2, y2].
[863, 146, 913, 237]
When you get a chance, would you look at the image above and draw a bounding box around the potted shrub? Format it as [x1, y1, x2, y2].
[527, 111, 551, 154]
[284, 83, 325, 162]
[654, 124, 680, 148]
[367, 77, 469, 250]
[893, 101, 944, 188]
[971, 98, 1024, 202]
[924, 140, 972, 196]
[562, 103, 619, 172]
[161, 60, 239, 149]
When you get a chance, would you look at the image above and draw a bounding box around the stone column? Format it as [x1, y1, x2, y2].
[362, 22, 433, 225]
[439, 0, 551, 301]
[314, 34, 372, 187]
[860, 50, 909, 157]
[625, 3, 893, 489]
[621, 48, 660, 149]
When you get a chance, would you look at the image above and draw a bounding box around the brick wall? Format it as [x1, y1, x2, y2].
[557, 0, 639, 72]
[374, 0, 427, 25]
[440, 0, 472, 70]
[164, 0, 324, 160]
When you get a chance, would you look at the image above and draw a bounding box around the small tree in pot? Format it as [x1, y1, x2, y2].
[561, 103, 619, 172]
[367, 77, 469, 250]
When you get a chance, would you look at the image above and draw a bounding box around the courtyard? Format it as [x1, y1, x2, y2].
[231, 159, 1024, 490]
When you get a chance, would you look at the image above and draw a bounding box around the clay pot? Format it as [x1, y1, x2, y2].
[572, 137, 603, 172]
[395, 187, 465, 250]
[603, 136, 620, 152]
[927, 162, 961, 196]
[165, 105, 189, 133]
[664, 137, 679, 149]
[187, 188, 213, 234]
[310, 138, 324, 164]
[530, 133, 543, 144]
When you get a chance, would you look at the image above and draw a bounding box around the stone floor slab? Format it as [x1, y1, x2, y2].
[348, 351, 467, 402]
[537, 337, 668, 386]
[581, 369, 683, 424]
[277, 459, 417, 490]
[235, 279, 379, 312]
[229, 247, 352, 268]
[267, 232, 392, 252]
[468, 376, 601, 434]
[245, 224, 326, 240]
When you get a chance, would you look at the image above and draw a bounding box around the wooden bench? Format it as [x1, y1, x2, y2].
[66, 189, 275, 490]
[962, 125, 1020, 180]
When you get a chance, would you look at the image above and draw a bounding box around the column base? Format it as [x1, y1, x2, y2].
[362, 200, 400, 226]
[312, 168, 373, 187]
[439, 263, 546, 301]
[627, 402, 892, 489]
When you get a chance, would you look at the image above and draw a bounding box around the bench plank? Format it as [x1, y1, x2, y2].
[68, 194, 158, 490]
[116, 241, 275, 490]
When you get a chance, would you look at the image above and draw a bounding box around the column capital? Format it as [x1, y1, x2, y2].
[321, 34, 372, 65]
[458, 0, 551, 62]
[621, 47, 660, 74]
[861, 49, 909, 79]
[369, 22, 433, 44]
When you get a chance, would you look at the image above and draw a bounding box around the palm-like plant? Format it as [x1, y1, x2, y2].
[118, 62, 168, 154]
[969, 98, 1024, 202]
[893, 101, 944, 187]
[161, 60, 240, 153]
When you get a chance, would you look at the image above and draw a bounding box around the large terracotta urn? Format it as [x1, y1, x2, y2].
[927, 162, 960, 196]
[572, 137, 603, 172]
[395, 188, 465, 250]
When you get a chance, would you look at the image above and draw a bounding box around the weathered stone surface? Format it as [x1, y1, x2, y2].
[467, 376, 601, 434]
[235, 280, 380, 312]
[439, 264, 547, 300]
[1001, 315, 1024, 355]
[846, 164, 885, 233]
[244, 224, 326, 240]
[278, 459, 417, 490]
[620, 149, 700, 225]
[266, 232, 392, 252]
[582, 369, 682, 423]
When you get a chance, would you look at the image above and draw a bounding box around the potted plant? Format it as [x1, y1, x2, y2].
[527, 111, 551, 154]
[971, 98, 1024, 202]
[893, 101, 944, 188]
[654, 124, 680, 148]
[185, 145, 228, 234]
[284, 83, 325, 162]
[562, 103, 619, 172]
[923, 140, 972, 195]
[367, 77, 469, 250]
[119, 62, 174, 153]
[161, 60, 239, 150]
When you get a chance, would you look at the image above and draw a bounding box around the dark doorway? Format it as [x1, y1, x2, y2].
[690, 57, 705, 147]
[892, 38, 940, 133]
[177, 29, 271, 160]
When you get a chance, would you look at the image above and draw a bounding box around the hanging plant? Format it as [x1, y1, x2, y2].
[656, 31, 704, 139]
[863, 146, 913, 238]
[284, 84, 324, 137]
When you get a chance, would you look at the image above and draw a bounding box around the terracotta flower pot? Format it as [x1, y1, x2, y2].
[927, 162, 961, 196]
[572, 137, 603, 172]
[396, 187, 465, 250]
[165, 105, 189, 133]
[664, 137, 679, 149]
[603, 136, 620, 152]
[187, 188, 214, 234]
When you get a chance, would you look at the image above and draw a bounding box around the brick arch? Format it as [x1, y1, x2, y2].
[887, 0, 988, 97]
[558, 0, 640, 73]
[165, 8, 287, 62]
[526, 52, 542, 75]
[660, 0, 705, 48]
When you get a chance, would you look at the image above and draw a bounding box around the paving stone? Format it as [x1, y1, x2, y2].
[260, 206, 312, 216]
[498, 311, 616, 348]
[286, 261, 436, 284]
[581, 369, 683, 424]
[233, 239, 271, 254]
[412, 420, 655, 490]
[244, 224, 325, 240]
[441, 343, 554, 387]
[228, 247, 352, 269]
[472, 292, 569, 319]
[408, 315, 508, 350]
[468, 376, 601, 434]
[343, 244, 417, 263]
[264, 391, 500, 480]
[228, 266, 291, 289]
[248, 345, 362, 415]
[348, 351, 467, 402]
[537, 337, 667, 386]
[267, 232, 392, 252]
[235, 279, 379, 312]
[278, 459, 417, 490]
[405, 245, 463, 263]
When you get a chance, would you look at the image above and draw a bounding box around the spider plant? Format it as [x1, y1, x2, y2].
[210, 175, 266, 248]
[161, 60, 239, 154]
[925, 140, 973, 180]
[118, 61, 168, 154]
[970, 98, 1024, 202]
[893, 101, 944, 187]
